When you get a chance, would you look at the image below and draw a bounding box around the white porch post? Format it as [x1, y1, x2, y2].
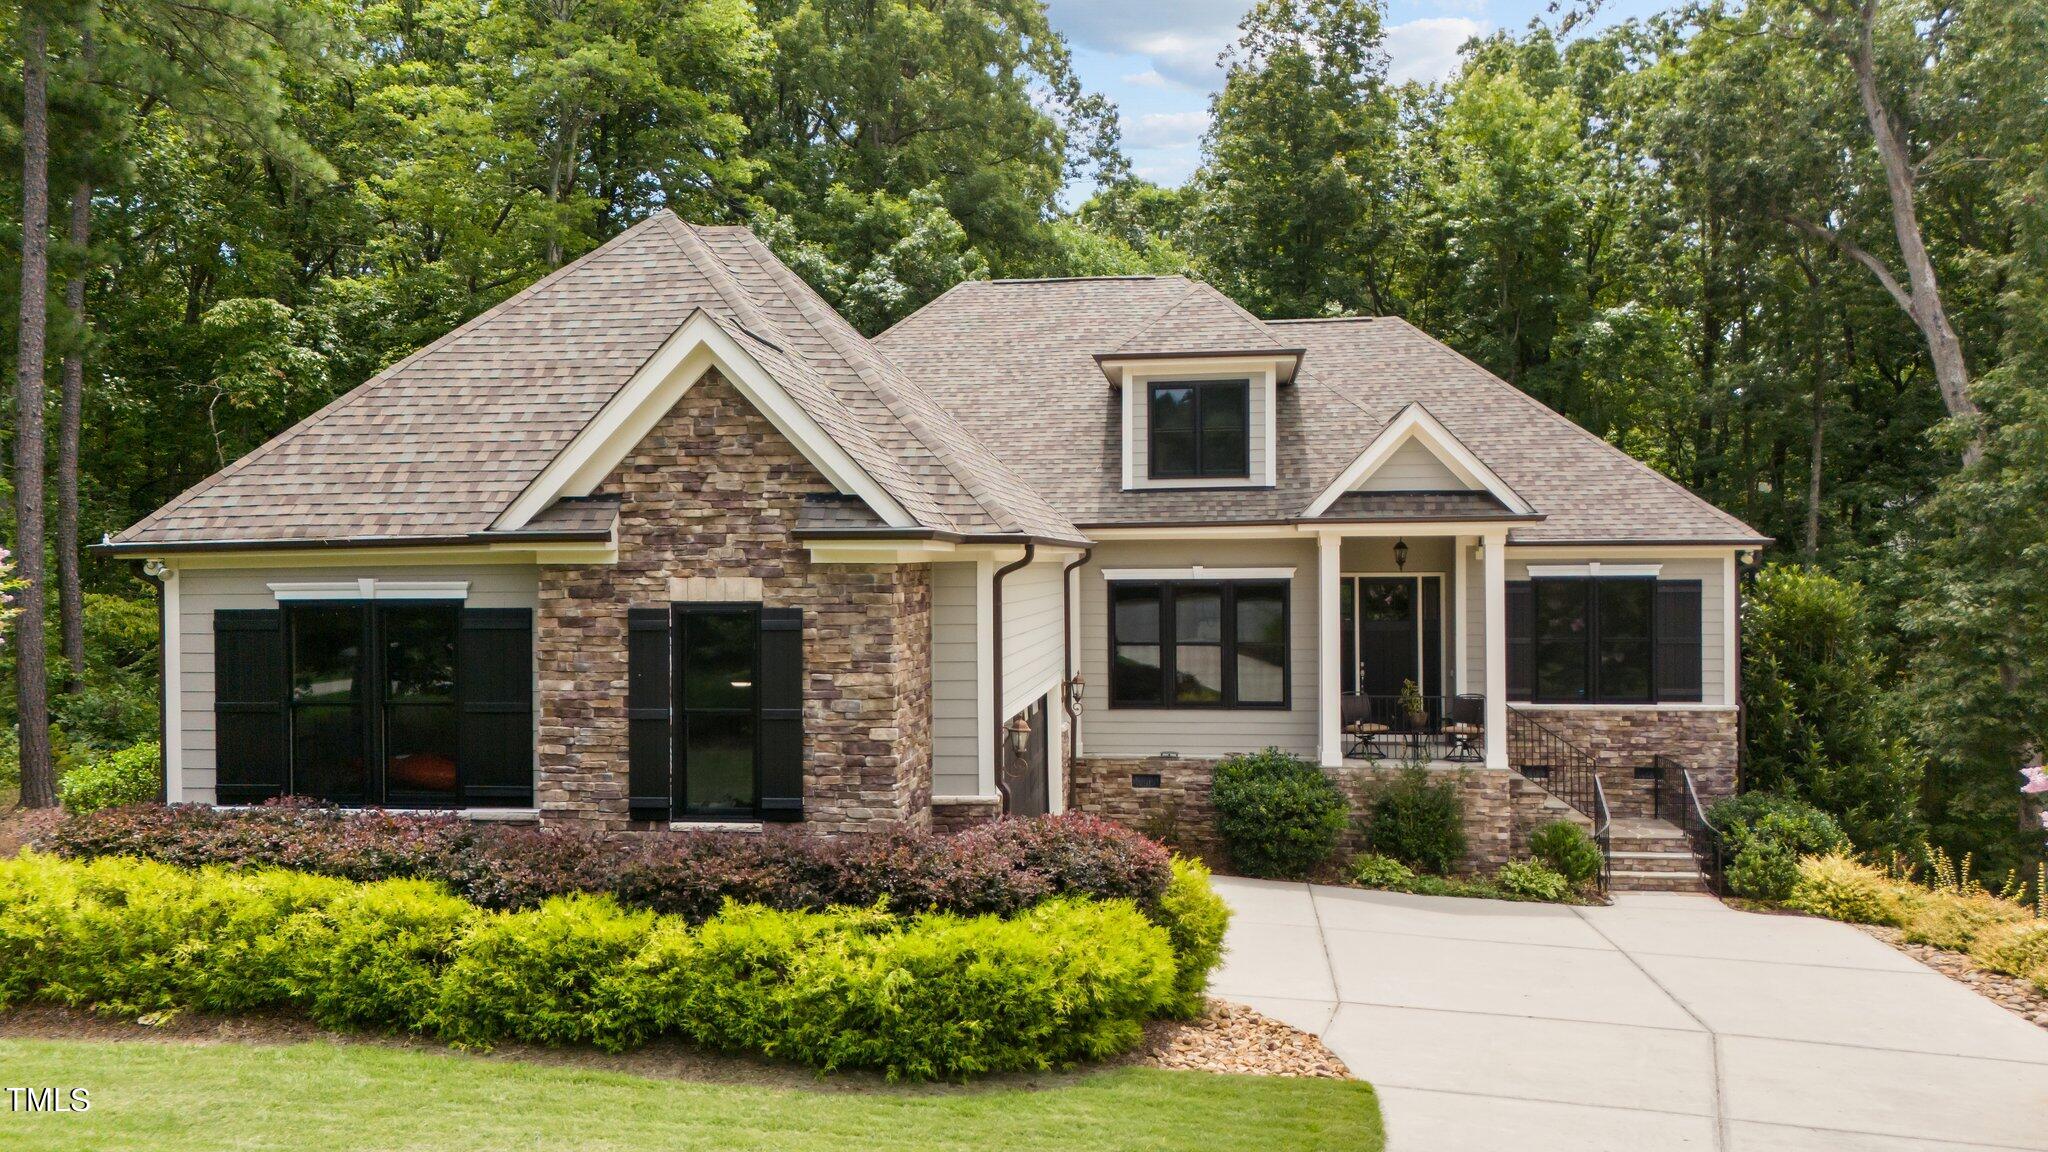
[1453, 534, 1469, 694]
[1318, 531, 1343, 767]
[1482, 532, 1508, 769]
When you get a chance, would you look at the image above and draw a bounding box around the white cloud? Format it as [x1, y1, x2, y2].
[1124, 111, 1212, 150]
[1119, 69, 1173, 88]
[1044, 0, 1248, 89]
[1383, 17, 1489, 85]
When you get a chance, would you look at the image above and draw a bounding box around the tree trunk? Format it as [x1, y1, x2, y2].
[1805, 332, 1826, 560]
[1847, 1, 1977, 445]
[56, 179, 89, 693]
[14, 11, 55, 809]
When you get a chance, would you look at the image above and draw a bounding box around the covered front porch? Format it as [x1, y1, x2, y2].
[1308, 526, 1512, 771]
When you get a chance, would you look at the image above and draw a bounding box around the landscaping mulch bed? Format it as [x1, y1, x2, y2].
[1132, 999, 1349, 1079]
[1856, 924, 2048, 1030]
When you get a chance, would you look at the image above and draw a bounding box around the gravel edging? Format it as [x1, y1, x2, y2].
[1856, 924, 2048, 1029]
[1133, 999, 1349, 1079]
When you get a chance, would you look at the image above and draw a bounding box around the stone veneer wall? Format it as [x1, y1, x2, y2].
[1512, 707, 1739, 819]
[1067, 756, 1518, 873]
[535, 369, 932, 833]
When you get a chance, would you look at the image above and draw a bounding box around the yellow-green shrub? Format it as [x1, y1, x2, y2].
[1968, 919, 2048, 988]
[1786, 854, 1916, 926]
[1901, 889, 2028, 950]
[0, 852, 1183, 1080]
[1154, 856, 1230, 1018]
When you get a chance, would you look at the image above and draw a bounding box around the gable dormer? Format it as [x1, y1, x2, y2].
[1096, 283, 1303, 491]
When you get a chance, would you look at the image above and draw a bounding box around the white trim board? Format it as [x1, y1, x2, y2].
[1524, 563, 1663, 578]
[1303, 402, 1533, 518]
[493, 309, 913, 532]
[268, 579, 470, 601]
[1100, 566, 1296, 581]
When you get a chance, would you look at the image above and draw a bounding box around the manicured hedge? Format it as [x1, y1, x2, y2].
[45, 804, 1172, 920]
[0, 853, 1183, 1080]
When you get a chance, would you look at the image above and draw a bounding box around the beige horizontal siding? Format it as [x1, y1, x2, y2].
[930, 561, 982, 796]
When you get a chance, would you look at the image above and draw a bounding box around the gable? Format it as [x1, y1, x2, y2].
[1304, 402, 1533, 519]
[1354, 436, 1472, 492]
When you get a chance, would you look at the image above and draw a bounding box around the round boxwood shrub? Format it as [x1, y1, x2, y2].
[1365, 767, 1466, 875]
[1527, 821, 1603, 889]
[1209, 748, 1347, 879]
[57, 741, 160, 814]
[1709, 792, 1850, 901]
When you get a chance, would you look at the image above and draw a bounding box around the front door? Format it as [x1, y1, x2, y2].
[1339, 575, 1445, 701]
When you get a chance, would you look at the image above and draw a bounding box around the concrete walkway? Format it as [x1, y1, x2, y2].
[1212, 877, 2048, 1151]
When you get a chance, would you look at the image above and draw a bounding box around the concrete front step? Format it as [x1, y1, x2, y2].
[1608, 850, 1701, 874]
[1610, 869, 1711, 893]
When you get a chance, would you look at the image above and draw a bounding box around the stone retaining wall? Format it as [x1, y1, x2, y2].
[1067, 755, 1519, 873]
[1512, 707, 1739, 818]
[535, 368, 932, 833]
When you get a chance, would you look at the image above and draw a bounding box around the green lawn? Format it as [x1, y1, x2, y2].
[0, 1038, 1384, 1152]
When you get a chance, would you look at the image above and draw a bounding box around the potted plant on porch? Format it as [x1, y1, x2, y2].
[1398, 678, 1428, 731]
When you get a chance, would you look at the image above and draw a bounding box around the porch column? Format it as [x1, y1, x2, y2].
[1482, 531, 1508, 769]
[1318, 531, 1343, 767]
[1452, 535, 1469, 694]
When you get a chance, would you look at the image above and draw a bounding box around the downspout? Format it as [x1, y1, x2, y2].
[989, 543, 1035, 815]
[141, 560, 168, 804]
[1059, 548, 1091, 772]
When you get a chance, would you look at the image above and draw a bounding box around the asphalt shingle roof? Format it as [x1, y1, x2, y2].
[875, 287, 1766, 544]
[113, 213, 1081, 550]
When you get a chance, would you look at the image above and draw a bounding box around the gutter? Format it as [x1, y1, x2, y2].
[141, 561, 168, 804]
[91, 528, 615, 557]
[1059, 547, 1092, 771]
[988, 542, 1035, 816]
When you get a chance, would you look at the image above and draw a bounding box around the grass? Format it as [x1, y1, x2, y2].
[0, 1038, 1385, 1152]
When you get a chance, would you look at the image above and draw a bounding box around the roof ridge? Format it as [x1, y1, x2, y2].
[1107, 281, 1205, 354]
[726, 230, 1033, 536]
[1189, 281, 1290, 346]
[115, 215, 675, 545]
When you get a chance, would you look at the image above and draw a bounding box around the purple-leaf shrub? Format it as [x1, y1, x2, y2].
[45, 802, 1172, 919]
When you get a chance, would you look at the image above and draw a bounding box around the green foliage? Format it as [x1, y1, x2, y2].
[0, 853, 1187, 1080]
[1968, 920, 2048, 989]
[1493, 860, 1571, 903]
[1348, 853, 1416, 890]
[1364, 768, 1467, 875]
[1153, 857, 1230, 1018]
[1189, 0, 1397, 317]
[1527, 821, 1603, 888]
[1210, 748, 1348, 879]
[1742, 566, 1923, 852]
[56, 742, 160, 813]
[1710, 793, 1852, 901]
[1901, 889, 2029, 951]
[1787, 854, 1915, 926]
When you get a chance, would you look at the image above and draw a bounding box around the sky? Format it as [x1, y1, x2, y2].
[1043, 0, 1668, 190]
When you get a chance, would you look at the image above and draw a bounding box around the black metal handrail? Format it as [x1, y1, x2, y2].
[1504, 707, 1602, 820]
[1590, 773, 1613, 895]
[1653, 754, 1726, 894]
[1340, 693, 1486, 763]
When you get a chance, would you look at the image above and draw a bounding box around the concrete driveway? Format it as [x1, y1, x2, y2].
[1211, 877, 2048, 1151]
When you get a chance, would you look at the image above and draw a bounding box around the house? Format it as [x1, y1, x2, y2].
[105, 212, 1766, 883]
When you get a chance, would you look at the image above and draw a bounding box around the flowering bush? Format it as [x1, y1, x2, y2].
[46, 803, 1173, 919]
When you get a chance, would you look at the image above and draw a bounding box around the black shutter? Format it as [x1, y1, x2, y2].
[757, 607, 805, 822]
[627, 608, 673, 822]
[214, 609, 287, 804]
[458, 608, 535, 807]
[1505, 581, 1534, 701]
[1656, 580, 1704, 702]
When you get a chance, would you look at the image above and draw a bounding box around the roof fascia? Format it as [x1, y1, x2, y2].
[1302, 403, 1534, 518]
[1096, 350, 1304, 384]
[493, 309, 916, 532]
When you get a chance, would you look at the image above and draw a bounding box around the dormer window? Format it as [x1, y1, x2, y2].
[1149, 380, 1250, 480]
